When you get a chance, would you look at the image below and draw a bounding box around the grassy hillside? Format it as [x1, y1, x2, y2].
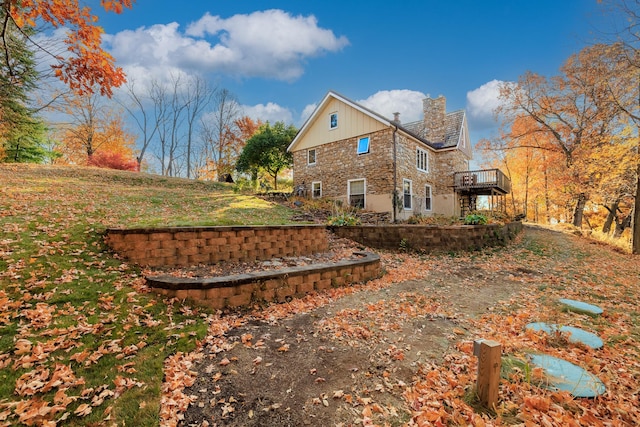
[0, 164, 297, 426]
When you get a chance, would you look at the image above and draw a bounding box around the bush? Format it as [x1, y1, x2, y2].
[326, 212, 361, 226]
[464, 213, 488, 225]
[232, 177, 256, 193]
[88, 152, 138, 171]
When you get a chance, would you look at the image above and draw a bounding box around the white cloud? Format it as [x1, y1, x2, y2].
[357, 90, 426, 123]
[104, 9, 348, 85]
[466, 80, 508, 130]
[242, 102, 294, 124]
[300, 103, 317, 125]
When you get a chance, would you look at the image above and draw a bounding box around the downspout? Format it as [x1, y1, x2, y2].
[392, 126, 398, 223]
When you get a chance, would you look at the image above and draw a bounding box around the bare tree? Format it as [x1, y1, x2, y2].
[183, 76, 215, 178]
[208, 88, 241, 180]
[119, 79, 160, 171]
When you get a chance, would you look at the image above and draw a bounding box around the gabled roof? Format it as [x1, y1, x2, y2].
[288, 90, 465, 152]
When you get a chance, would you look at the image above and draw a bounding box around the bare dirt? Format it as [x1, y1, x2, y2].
[177, 227, 551, 427]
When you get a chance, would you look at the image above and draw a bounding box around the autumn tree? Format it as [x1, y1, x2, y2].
[598, 0, 640, 252]
[236, 122, 296, 190]
[1, 0, 132, 97]
[478, 115, 569, 223]
[199, 115, 261, 181]
[55, 92, 136, 166]
[498, 44, 631, 227]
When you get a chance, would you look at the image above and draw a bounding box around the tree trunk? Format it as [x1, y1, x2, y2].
[633, 166, 640, 253]
[542, 152, 551, 223]
[602, 199, 620, 234]
[614, 210, 633, 239]
[572, 193, 587, 227]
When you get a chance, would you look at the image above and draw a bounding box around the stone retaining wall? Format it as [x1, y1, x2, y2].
[105, 225, 329, 267]
[146, 252, 381, 310]
[329, 221, 523, 252]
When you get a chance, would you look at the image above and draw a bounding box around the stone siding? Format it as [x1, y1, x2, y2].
[292, 128, 468, 218]
[146, 252, 381, 310]
[293, 128, 395, 204]
[329, 222, 523, 252]
[105, 225, 329, 267]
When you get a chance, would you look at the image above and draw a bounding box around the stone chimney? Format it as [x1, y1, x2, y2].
[423, 95, 446, 142]
[392, 112, 401, 124]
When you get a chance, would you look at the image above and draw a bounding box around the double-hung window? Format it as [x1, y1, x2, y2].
[348, 179, 365, 209]
[425, 185, 432, 211]
[403, 179, 412, 210]
[416, 148, 429, 172]
[312, 181, 322, 198]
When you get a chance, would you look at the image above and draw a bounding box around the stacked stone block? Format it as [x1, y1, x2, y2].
[146, 252, 381, 310]
[105, 225, 329, 267]
[329, 222, 523, 253]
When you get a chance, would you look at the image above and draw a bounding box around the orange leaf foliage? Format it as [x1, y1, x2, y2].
[6, 0, 133, 97]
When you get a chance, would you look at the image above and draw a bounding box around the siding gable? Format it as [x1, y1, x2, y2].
[288, 92, 389, 152]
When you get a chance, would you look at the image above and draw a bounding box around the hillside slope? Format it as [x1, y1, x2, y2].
[0, 164, 296, 426]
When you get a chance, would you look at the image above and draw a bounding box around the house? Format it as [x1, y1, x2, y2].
[287, 90, 510, 221]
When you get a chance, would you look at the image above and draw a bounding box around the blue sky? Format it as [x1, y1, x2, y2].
[87, 0, 623, 145]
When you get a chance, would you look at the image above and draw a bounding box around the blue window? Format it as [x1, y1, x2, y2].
[357, 136, 370, 155]
[330, 113, 338, 129]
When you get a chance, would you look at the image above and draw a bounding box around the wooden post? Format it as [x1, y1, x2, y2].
[473, 339, 501, 408]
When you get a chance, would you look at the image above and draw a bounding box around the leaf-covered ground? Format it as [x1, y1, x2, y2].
[173, 229, 640, 427]
[1, 164, 639, 426]
[0, 164, 295, 426]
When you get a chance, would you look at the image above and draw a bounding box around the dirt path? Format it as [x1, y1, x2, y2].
[177, 226, 603, 426]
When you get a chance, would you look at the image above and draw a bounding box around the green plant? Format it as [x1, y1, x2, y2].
[326, 212, 361, 226]
[464, 213, 488, 225]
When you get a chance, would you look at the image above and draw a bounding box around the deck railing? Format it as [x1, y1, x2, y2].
[454, 169, 511, 194]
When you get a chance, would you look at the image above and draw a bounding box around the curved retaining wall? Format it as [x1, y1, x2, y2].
[146, 252, 381, 310]
[328, 221, 523, 252]
[105, 223, 521, 310]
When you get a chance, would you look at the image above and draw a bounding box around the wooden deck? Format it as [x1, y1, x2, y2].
[454, 169, 511, 195]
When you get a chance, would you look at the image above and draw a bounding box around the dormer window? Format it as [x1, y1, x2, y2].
[330, 112, 338, 129]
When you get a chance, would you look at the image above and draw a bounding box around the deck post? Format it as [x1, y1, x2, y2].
[473, 339, 501, 408]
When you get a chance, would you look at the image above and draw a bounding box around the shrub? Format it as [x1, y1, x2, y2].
[464, 213, 488, 225]
[326, 213, 361, 226]
[88, 151, 138, 171]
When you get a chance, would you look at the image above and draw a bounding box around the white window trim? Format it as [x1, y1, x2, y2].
[357, 136, 370, 155]
[307, 148, 316, 166]
[329, 112, 338, 130]
[424, 184, 433, 212]
[347, 178, 366, 208]
[403, 178, 412, 210]
[312, 181, 322, 198]
[417, 147, 429, 173]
